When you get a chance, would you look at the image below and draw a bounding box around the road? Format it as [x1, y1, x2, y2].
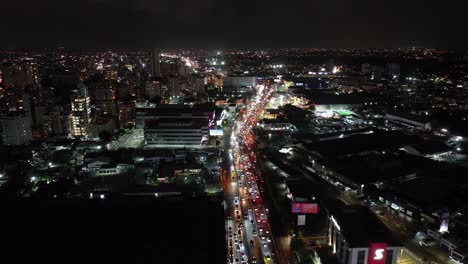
[108, 128, 144, 150]
[224, 82, 278, 264]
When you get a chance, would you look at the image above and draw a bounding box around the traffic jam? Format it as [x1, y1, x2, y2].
[226, 83, 276, 264]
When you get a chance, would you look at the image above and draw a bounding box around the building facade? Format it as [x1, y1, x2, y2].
[0, 111, 32, 145]
[70, 84, 91, 137]
[136, 105, 213, 148]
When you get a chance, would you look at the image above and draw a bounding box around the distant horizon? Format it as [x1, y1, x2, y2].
[0, 47, 467, 52]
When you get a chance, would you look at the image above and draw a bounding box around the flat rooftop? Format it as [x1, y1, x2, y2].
[328, 204, 399, 248]
[320, 152, 442, 185]
[303, 130, 418, 159]
[387, 166, 468, 212]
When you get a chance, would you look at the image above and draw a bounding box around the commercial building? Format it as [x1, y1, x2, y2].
[70, 84, 91, 137]
[325, 202, 400, 264]
[136, 104, 214, 148]
[223, 76, 256, 88]
[0, 111, 32, 145]
[301, 131, 440, 194]
[384, 111, 432, 131]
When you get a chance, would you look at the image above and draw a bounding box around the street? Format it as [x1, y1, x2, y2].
[224, 83, 278, 264]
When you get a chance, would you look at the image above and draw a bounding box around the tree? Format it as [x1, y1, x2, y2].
[98, 131, 112, 142]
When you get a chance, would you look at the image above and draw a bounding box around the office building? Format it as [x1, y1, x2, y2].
[70, 84, 91, 137]
[136, 104, 214, 148]
[0, 111, 32, 145]
[168, 76, 180, 98]
[150, 49, 161, 78]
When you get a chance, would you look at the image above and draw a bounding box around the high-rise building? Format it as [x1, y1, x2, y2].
[0, 111, 32, 145]
[43, 111, 68, 136]
[386, 63, 400, 76]
[136, 71, 148, 101]
[70, 84, 91, 137]
[168, 76, 180, 98]
[145, 80, 162, 99]
[150, 49, 161, 78]
[325, 58, 334, 72]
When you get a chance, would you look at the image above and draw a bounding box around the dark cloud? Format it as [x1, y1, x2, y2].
[1, 0, 467, 49]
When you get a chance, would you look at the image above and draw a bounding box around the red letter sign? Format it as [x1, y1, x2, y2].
[368, 243, 387, 264]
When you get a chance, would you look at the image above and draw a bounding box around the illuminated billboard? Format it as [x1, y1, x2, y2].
[297, 215, 306, 226]
[368, 243, 387, 264]
[292, 203, 318, 214]
[209, 129, 224, 136]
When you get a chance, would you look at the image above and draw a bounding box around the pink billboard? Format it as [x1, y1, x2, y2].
[291, 203, 318, 214]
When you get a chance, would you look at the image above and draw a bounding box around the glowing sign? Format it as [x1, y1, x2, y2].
[292, 203, 318, 214]
[209, 129, 224, 136]
[374, 249, 384, 260]
[368, 243, 387, 264]
[297, 215, 306, 226]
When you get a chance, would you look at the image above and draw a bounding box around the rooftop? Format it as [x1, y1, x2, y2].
[320, 152, 441, 185]
[304, 130, 417, 159]
[387, 166, 468, 212]
[327, 203, 399, 248]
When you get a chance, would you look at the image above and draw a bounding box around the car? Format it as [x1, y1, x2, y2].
[250, 240, 254, 247]
[240, 253, 245, 260]
[237, 229, 241, 235]
[250, 220, 254, 225]
[263, 242, 267, 248]
[251, 257, 257, 263]
[236, 244, 240, 252]
[266, 255, 271, 260]
[237, 215, 241, 221]
[419, 238, 438, 247]
[252, 229, 257, 235]
[267, 237, 271, 242]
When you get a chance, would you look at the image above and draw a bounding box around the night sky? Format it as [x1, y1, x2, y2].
[2, 0, 467, 49]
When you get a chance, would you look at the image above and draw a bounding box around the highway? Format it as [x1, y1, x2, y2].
[225, 83, 277, 264]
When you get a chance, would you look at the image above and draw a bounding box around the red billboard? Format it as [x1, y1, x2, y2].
[368, 243, 387, 264]
[291, 203, 318, 214]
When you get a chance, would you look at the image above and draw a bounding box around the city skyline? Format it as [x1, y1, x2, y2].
[0, 1, 467, 262]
